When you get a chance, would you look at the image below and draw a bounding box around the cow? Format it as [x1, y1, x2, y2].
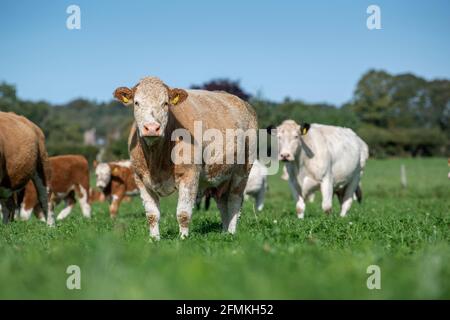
[18, 155, 91, 221]
[93, 160, 138, 218]
[275, 120, 368, 218]
[113, 76, 258, 240]
[243, 159, 268, 211]
[0, 112, 53, 225]
[196, 159, 268, 212]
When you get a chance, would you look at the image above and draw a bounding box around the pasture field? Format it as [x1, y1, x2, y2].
[0, 158, 449, 299]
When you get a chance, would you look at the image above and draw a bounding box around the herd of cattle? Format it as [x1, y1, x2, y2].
[0, 76, 369, 240]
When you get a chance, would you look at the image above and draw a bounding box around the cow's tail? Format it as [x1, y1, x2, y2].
[34, 128, 51, 219]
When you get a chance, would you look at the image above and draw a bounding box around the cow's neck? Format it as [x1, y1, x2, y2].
[139, 112, 179, 172]
[139, 135, 174, 171]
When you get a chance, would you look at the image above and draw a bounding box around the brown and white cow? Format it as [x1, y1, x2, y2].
[93, 160, 138, 218]
[114, 76, 258, 240]
[0, 112, 53, 225]
[18, 155, 91, 221]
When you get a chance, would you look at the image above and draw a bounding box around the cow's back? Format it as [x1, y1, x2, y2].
[49, 155, 89, 192]
[0, 112, 42, 189]
[171, 90, 258, 137]
[303, 124, 363, 185]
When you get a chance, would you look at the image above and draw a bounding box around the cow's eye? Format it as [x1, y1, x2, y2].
[135, 101, 139, 106]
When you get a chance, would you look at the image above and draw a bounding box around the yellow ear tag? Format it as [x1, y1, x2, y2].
[302, 128, 307, 135]
[113, 168, 119, 175]
[122, 97, 129, 103]
[171, 95, 180, 105]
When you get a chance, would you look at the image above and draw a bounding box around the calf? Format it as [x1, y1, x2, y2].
[94, 160, 138, 218]
[0, 112, 53, 225]
[276, 120, 368, 218]
[114, 76, 258, 239]
[18, 155, 91, 221]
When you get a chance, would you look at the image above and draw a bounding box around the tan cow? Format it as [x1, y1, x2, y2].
[0, 112, 53, 224]
[114, 76, 258, 240]
[93, 160, 138, 218]
[18, 155, 91, 221]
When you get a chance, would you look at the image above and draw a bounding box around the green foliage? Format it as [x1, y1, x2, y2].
[0, 159, 448, 299]
[46, 144, 99, 165]
[1, 69, 449, 159]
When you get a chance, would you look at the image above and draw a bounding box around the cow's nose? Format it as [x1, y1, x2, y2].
[142, 123, 161, 136]
[280, 153, 291, 161]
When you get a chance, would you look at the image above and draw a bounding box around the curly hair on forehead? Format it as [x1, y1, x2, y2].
[138, 77, 166, 88]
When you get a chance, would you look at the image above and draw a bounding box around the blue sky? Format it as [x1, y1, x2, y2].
[1, 0, 449, 106]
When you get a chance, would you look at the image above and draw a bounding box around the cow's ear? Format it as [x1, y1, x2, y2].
[300, 123, 310, 136]
[114, 86, 135, 106]
[168, 88, 188, 106]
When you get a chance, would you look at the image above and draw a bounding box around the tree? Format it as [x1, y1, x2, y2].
[191, 78, 251, 101]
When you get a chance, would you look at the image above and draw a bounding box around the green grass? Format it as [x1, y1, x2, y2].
[1, 158, 449, 299]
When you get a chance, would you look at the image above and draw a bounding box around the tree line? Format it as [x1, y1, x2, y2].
[0, 69, 448, 162]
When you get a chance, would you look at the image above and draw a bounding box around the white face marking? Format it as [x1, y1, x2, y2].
[276, 121, 301, 162]
[133, 78, 170, 141]
[96, 163, 111, 189]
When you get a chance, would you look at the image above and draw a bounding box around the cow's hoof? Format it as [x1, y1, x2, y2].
[148, 235, 160, 243]
[180, 233, 189, 240]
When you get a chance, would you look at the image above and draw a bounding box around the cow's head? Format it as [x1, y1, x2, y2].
[114, 77, 188, 144]
[275, 120, 310, 162]
[95, 163, 111, 189]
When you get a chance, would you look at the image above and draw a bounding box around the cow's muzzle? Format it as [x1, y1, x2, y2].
[279, 153, 294, 162]
[141, 122, 161, 137]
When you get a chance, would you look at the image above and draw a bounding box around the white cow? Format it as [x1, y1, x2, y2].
[244, 160, 268, 211]
[276, 120, 368, 218]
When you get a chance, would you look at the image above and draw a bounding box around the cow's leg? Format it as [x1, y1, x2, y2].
[340, 176, 360, 217]
[57, 192, 75, 221]
[109, 190, 124, 218]
[176, 176, 199, 239]
[1, 199, 13, 224]
[215, 194, 229, 231]
[136, 178, 161, 240]
[300, 176, 318, 218]
[76, 185, 91, 218]
[19, 201, 34, 221]
[13, 189, 25, 221]
[320, 175, 334, 214]
[225, 172, 248, 234]
[255, 183, 266, 212]
[31, 172, 54, 226]
[34, 206, 46, 222]
[287, 175, 305, 219]
[335, 188, 345, 205]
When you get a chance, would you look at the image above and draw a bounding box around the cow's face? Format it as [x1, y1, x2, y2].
[114, 77, 188, 145]
[95, 163, 111, 189]
[276, 120, 309, 162]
